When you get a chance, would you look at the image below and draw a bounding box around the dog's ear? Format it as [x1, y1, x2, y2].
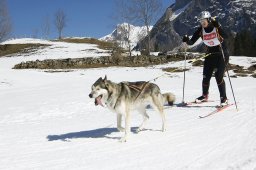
[103, 75, 107, 82]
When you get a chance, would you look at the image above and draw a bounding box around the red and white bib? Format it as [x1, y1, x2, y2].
[202, 27, 221, 47]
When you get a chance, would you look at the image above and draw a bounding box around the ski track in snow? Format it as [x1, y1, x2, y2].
[0, 40, 256, 170]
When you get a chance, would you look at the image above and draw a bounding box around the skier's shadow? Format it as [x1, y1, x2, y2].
[46, 127, 140, 141]
[47, 127, 119, 141]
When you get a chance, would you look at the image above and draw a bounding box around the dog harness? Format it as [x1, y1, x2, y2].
[126, 82, 149, 100]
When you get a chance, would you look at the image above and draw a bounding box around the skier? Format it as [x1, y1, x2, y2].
[182, 11, 229, 106]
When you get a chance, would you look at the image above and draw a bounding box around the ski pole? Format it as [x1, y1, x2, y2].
[219, 44, 238, 111]
[181, 43, 187, 105]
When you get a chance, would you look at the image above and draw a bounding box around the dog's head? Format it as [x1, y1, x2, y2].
[89, 75, 111, 107]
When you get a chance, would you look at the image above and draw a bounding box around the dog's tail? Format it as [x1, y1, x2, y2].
[162, 92, 176, 106]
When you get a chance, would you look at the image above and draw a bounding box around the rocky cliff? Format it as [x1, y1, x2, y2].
[139, 0, 256, 54]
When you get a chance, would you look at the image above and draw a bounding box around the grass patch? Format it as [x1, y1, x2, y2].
[162, 67, 189, 73]
[53, 38, 114, 50]
[0, 44, 48, 57]
[229, 64, 254, 74]
[248, 64, 256, 72]
[251, 73, 256, 78]
[235, 73, 248, 77]
[44, 70, 74, 73]
[192, 60, 204, 66]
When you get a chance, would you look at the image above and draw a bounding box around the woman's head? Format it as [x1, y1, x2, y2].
[198, 11, 211, 28]
[200, 18, 209, 28]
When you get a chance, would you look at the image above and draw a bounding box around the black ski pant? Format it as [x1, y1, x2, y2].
[202, 52, 229, 99]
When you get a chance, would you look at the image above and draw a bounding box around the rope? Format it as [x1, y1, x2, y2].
[148, 52, 212, 82]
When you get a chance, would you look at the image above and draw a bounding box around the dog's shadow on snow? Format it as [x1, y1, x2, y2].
[46, 127, 145, 142]
[47, 127, 118, 141]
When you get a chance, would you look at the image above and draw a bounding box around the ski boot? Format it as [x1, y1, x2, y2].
[220, 97, 228, 107]
[195, 94, 208, 103]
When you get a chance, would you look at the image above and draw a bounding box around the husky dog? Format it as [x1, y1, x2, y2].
[89, 76, 175, 142]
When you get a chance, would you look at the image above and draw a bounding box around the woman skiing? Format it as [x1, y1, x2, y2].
[182, 11, 229, 106]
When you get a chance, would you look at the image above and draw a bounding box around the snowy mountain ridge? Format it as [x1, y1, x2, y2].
[100, 23, 152, 49]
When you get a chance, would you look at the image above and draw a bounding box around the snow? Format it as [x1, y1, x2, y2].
[0, 42, 256, 169]
[100, 23, 153, 49]
[229, 56, 256, 68]
[169, 2, 191, 22]
[150, 52, 160, 56]
[0, 38, 111, 67]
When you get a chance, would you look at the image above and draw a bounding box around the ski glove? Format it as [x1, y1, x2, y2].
[182, 35, 189, 42]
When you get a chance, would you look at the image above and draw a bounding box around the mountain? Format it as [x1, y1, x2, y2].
[100, 23, 152, 50]
[139, 0, 256, 55]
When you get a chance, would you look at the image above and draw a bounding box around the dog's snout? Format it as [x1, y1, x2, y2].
[89, 93, 93, 98]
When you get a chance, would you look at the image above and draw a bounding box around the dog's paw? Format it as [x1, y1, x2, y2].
[119, 137, 127, 143]
[162, 127, 167, 132]
[117, 127, 125, 132]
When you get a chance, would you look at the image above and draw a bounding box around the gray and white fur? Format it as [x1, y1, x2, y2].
[89, 76, 175, 142]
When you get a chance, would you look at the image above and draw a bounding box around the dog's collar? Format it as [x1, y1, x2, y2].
[105, 84, 122, 109]
[104, 85, 115, 107]
[105, 91, 113, 104]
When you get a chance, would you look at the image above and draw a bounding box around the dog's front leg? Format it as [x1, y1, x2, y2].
[117, 114, 124, 132]
[120, 111, 130, 142]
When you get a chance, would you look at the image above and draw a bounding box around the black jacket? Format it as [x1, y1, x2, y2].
[187, 21, 229, 55]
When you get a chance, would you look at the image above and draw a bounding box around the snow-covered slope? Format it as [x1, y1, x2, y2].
[100, 23, 152, 49]
[0, 38, 111, 68]
[0, 45, 256, 169]
[169, 1, 191, 21]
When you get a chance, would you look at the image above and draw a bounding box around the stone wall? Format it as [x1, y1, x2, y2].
[13, 53, 199, 69]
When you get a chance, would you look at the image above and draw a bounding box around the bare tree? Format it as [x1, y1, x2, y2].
[32, 28, 39, 38]
[41, 15, 50, 39]
[118, 23, 133, 55]
[113, 0, 135, 57]
[137, 26, 147, 42]
[54, 9, 67, 39]
[131, 0, 162, 55]
[0, 0, 11, 42]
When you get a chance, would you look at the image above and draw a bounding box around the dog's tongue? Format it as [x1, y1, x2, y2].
[95, 96, 104, 107]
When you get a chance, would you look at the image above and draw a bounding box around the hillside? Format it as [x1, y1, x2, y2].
[0, 38, 256, 169]
[0, 38, 112, 61]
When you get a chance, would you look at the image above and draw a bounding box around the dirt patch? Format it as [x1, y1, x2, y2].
[235, 73, 249, 77]
[44, 70, 74, 73]
[251, 73, 256, 78]
[230, 75, 238, 78]
[192, 60, 204, 66]
[228, 63, 244, 71]
[229, 63, 254, 74]
[0, 44, 48, 57]
[248, 64, 256, 71]
[162, 67, 190, 73]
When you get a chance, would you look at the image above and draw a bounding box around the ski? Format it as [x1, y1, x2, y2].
[186, 100, 215, 106]
[199, 103, 234, 119]
[176, 100, 216, 107]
